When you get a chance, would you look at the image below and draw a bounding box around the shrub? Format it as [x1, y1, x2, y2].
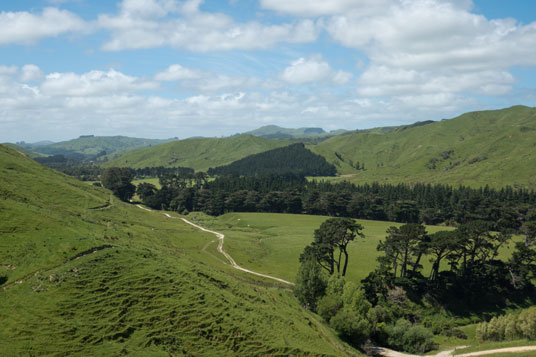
[518, 307, 536, 340]
[330, 309, 371, 346]
[293, 258, 326, 311]
[385, 319, 436, 354]
[317, 294, 343, 322]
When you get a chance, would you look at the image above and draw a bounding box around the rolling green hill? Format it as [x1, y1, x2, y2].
[0, 144, 354, 356]
[28, 135, 175, 158]
[1, 142, 46, 158]
[310, 105, 536, 189]
[103, 135, 292, 171]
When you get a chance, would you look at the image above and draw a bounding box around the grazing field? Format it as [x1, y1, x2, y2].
[0, 144, 354, 356]
[187, 212, 456, 283]
[188, 212, 522, 284]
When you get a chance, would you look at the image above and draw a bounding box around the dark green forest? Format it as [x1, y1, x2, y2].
[207, 143, 337, 177]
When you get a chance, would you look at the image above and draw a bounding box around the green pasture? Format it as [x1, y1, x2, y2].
[189, 212, 523, 285]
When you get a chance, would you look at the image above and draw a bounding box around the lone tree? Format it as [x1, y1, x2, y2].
[101, 167, 136, 202]
[310, 218, 364, 277]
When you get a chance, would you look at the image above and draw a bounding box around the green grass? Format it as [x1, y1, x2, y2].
[186, 212, 457, 284]
[188, 212, 523, 285]
[132, 177, 162, 189]
[310, 105, 536, 189]
[453, 340, 536, 355]
[0, 144, 356, 356]
[103, 135, 291, 171]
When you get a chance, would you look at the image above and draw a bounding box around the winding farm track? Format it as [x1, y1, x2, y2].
[136, 205, 294, 286]
[375, 345, 536, 357]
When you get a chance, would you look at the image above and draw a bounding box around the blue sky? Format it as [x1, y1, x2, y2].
[1, 0, 535, 142]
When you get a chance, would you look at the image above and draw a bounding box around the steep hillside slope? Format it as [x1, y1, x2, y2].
[30, 135, 174, 158]
[0, 145, 353, 356]
[103, 135, 292, 171]
[311, 106, 536, 189]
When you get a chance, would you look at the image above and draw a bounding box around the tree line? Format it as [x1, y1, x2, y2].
[136, 173, 536, 231]
[294, 217, 536, 354]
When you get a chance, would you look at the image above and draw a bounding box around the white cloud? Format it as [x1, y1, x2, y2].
[154, 64, 201, 81]
[0, 8, 87, 45]
[260, 0, 392, 17]
[281, 55, 352, 84]
[20, 64, 43, 82]
[98, 0, 319, 51]
[41, 69, 157, 97]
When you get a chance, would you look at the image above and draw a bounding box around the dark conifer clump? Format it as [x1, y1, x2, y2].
[208, 143, 336, 177]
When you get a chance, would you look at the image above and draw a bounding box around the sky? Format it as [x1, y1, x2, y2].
[1, 0, 535, 142]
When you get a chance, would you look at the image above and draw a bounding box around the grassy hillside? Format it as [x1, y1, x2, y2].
[1, 142, 46, 158]
[0, 145, 354, 356]
[310, 106, 536, 189]
[30, 135, 174, 158]
[103, 135, 292, 171]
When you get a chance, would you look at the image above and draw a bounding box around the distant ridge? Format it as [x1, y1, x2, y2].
[311, 105, 536, 189]
[102, 135, 292, 171]
[19, 135, 177, 159]
[243, 125, 347, 139]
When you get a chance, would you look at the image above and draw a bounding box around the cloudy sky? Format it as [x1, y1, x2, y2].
[1, 0, 535, 142]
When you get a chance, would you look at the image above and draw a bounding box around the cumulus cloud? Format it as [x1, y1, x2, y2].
[280, 55, 352, 84]
[0, 7, 87, 45]
[41, 69, 157, 97]
[98, 0, 319, 51]
[260, 0, 392, 17]
[20, 65, 43, 82]
[154, 64, 201, 81]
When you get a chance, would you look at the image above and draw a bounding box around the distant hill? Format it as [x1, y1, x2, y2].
[1, 143, 45, 159]
[0, 144, 349, 355]
[243, 125, 348, 139]
[208, 143, 336, 177]
[310, 105, 536, 189]
[22, 135, 176, 159]
[103, 135, 292, 171]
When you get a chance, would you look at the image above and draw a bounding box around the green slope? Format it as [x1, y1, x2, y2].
[1, 142, 46, 158]
[0, 144, 354, 356]
[32, 135, 174, 157]
[103, 135, 292, 171]
[311, 106, 536, 189]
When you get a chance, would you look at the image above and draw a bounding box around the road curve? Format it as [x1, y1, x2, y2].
[136, 205, 294, 286]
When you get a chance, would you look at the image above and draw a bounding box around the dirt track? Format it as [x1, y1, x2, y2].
[136, 205, 294, 285]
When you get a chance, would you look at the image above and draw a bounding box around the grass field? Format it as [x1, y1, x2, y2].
[0, 144, 355, 356]
[187, 212, 523, 286]
[186, 212, 456, 284]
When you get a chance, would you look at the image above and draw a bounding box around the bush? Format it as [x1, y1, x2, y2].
[293, 258, 326, 311]
[330, 309, 371, 346]
[518, 307, 536, 340]
[317, 294, 343, 322]
[384, 319, 436, 354]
